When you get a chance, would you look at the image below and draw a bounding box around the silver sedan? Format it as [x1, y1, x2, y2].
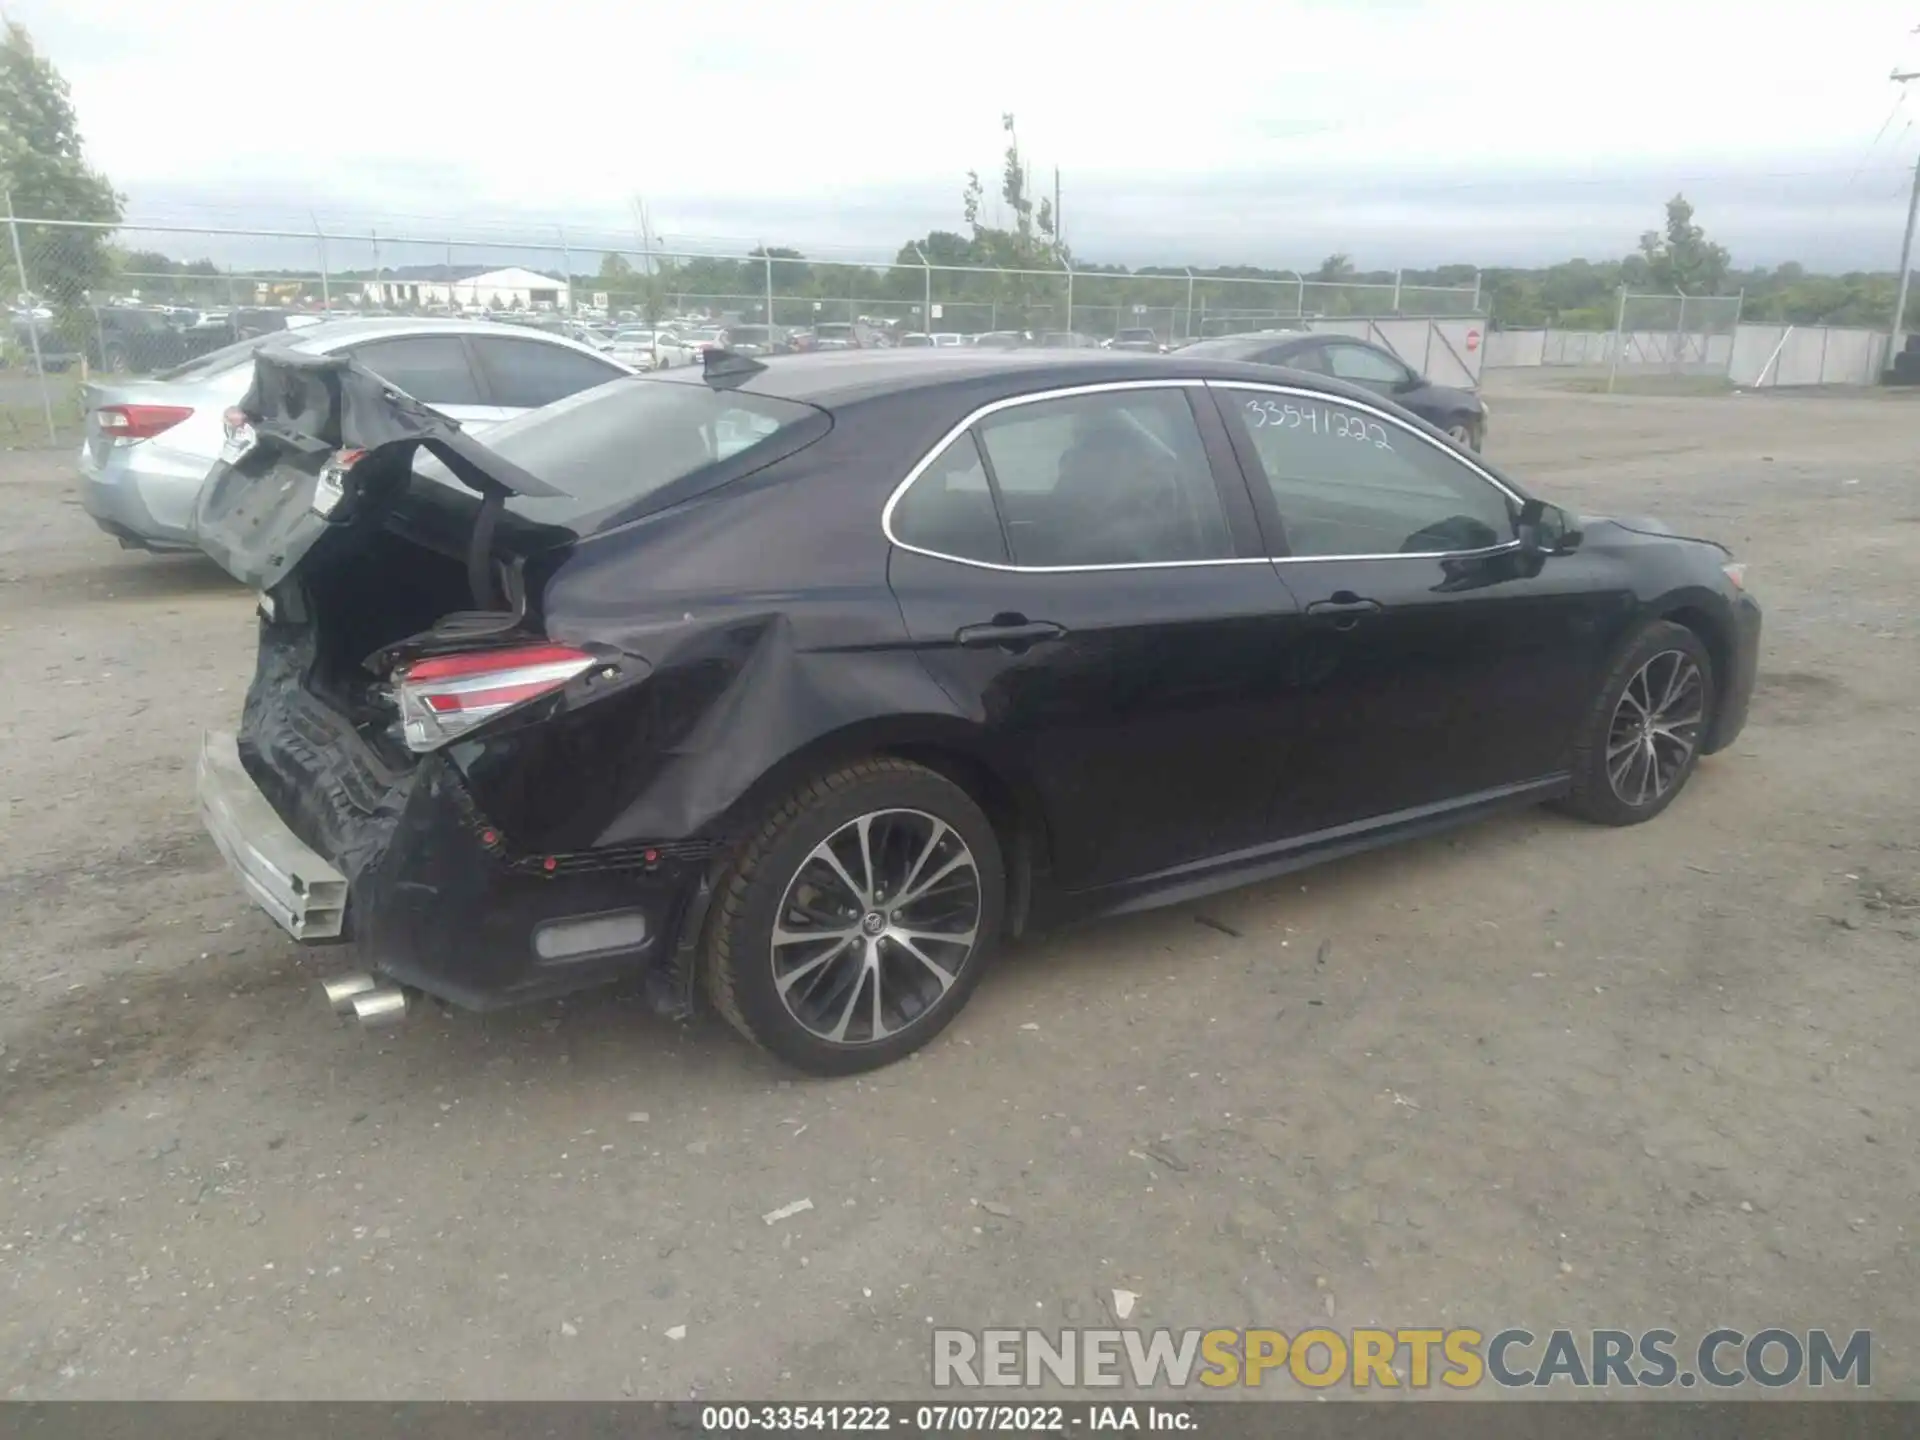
[77, 317, 635, 552]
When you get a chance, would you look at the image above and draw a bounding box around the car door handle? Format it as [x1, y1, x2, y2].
[955, 618, 1067, 650]
[1305, 594, 1383, 632]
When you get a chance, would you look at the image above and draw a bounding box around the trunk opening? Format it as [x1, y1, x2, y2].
[290, 530, 496, 766]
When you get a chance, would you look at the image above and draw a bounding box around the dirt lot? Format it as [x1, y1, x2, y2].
[1, 377, 1916, 1400]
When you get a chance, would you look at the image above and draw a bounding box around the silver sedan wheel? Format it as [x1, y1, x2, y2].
[769, 808, 982, 1046]
[1606, 649, 1705, 806]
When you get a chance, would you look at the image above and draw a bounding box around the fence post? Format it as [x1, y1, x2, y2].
[911, 244, 930, 336]
[5, 194, 58, 446]
[763, 246, 775, 327]
[1606, 286, 1626, 394]
[1184, 267, 1195, 342]
[1391, 268, 1402, 315]
[310, 213, 331, 311]
[1471, 270, 1482, 314]
[1728, 288, 1745, 382]
[559, 227, 574, 316]
[1064, 258, 1074, 336]
[1673, 292, 1687, 375]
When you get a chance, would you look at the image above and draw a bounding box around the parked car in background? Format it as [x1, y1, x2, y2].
[812, 321, 862, 351]
[724, 325, 792, 357]
[683, 327, 729, 355]
[77, 318, 633, 553]
[607, 328, 697, 371]
[898, 332, 934, 348]
[1107, 327, 1168, 354]
[1038, 331, 1102, 349]
[191, 347, 1759, 1074]
[1176, 331, 1489, 450]
[931, 332, 966, 347]
[969, 331, 1030, 349]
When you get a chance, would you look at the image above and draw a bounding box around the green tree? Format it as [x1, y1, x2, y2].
[0, 21, 122, 309]
[1638, 194, 1730, 295]
[1311, 253, 1355, 283]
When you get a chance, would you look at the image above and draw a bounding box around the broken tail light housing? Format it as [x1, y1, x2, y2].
[95, 404, 193, 443]
[394, 644, 595, 753]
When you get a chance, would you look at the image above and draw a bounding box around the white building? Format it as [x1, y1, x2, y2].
[361, 265, 570, 311]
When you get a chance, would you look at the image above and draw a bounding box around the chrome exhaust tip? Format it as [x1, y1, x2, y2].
[350, 986, 409, 1029]
[321, 972, 378, 1015]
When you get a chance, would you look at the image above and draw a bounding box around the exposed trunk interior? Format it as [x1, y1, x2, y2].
[292, 529, 483, 765]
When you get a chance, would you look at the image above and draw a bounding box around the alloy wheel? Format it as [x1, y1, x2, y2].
[769, 808, 982, 1046]
[1606, 649, 1705, 807]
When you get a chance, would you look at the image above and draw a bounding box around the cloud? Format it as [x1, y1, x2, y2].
[14, 0, 1919, 271]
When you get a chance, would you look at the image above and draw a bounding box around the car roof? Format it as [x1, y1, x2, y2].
[645, 347, 1382, 410]
[1179, 331, 1314, 356]
[276, 315, 627, 365]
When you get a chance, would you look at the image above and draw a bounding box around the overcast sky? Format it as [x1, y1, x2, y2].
[17, 0, 1920, 271]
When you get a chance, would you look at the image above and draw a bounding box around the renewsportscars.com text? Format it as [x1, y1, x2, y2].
[932, 1327, 1871, 1391]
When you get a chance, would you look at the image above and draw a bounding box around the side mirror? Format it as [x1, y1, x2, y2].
[1393, 373, 1423, 393]
[1517, 499, 1581, 556]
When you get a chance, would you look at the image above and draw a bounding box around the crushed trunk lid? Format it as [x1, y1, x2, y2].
[191, 350, 569, 595]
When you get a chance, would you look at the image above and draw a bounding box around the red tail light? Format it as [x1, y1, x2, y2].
[95, 404, 193, 442]
[395, 644, 595, 753]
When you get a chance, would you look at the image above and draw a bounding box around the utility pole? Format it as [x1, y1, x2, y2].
[1891, 60, 1920, 355]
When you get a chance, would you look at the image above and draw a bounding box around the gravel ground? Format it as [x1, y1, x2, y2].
[1, 376, 1916, 1399]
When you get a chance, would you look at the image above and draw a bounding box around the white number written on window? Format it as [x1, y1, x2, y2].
[1244, 398, 1392, 450]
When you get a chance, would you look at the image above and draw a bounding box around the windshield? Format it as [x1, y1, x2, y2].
[1118, 329, 1156, 342]
[415, 375, 822, 531]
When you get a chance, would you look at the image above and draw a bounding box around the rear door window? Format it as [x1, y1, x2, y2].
[971, 388, 1233, 567]
[1322, 342, 1412, 387]
[468, 336, 627, 409]
[347, 336, 486, 406]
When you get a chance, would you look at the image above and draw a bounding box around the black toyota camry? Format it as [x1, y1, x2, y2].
[193, 346, 1760, 1074]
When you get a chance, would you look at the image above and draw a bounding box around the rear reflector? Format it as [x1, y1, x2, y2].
[96, 404, 193, 442]
[395, 644, 594, 753]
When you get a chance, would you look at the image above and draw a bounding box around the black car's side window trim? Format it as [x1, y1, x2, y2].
[1205, 380, 1525, 564]
[881, 379, 1273, 575]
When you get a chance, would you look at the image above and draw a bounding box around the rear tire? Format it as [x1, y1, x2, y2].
[702, 758, 1004, 1075]
[1558, 620, 1715, 826]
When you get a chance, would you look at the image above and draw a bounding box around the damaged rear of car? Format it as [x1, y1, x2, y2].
[194, 350, 869, 1035]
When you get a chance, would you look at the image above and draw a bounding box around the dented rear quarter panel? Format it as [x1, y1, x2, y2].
[453, 390, 995, 858]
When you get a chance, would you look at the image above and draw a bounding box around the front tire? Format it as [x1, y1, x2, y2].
[703, 758, 1005, 1075]
[1558, 620, 1715, 826]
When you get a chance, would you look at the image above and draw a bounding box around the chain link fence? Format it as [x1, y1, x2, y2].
[1604, 291, 1744, 387]
[1, 215, 1487, 444]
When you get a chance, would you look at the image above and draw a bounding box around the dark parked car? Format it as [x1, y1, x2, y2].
[193, 347, 1760, 1075]
[1178, 331, 1488, 450]
[725, 324, 792, 357]
[11, 305, 217, 374]
[1107, 327, 1166, 353]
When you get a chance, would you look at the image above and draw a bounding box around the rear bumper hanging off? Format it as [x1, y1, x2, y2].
[196, 729, 348, 940]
